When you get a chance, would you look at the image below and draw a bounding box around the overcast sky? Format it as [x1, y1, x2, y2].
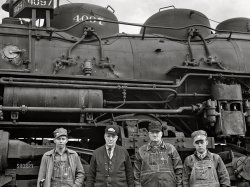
[0, 0, 250, 34]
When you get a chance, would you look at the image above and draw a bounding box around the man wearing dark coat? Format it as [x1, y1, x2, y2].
[86, 124, 134, 187]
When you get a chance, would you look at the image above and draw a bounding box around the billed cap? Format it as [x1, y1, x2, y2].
[105, 125, 119, 136]
[53, 128, 68, 139]
[191, 130, 207, 142]
[148, 121, 162, 132]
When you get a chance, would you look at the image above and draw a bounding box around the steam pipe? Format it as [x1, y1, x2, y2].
[67, 32, 87, 58]
[93, 32, 104, 61]
[0, 72, 250, 92]
[28, 24, 32, 66]
[2, 73, 250, 93]
[159, 114, 195, 118]
[0, 121, 89, 126]
[187, 34, 195, 61]
[0, 77, 174, 88]
[105, 100, 172, 105]
[0, 78, 178, 94]
[0, 105, 198, 114]
[2, 73, 250, 91]
[104, 93, 210, 105]
[0, 69, 30, 72]
[0, 81, 177, 91]
[196, 32, 211, 57]
[165, 73, 250, 88]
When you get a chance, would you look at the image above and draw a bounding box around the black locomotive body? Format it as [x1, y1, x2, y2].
[0, 0, 250, 186]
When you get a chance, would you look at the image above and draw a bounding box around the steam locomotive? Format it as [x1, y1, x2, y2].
[0, 0, 249, 186]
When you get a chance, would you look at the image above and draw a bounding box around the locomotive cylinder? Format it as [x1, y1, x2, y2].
[3, 87, 103, 108]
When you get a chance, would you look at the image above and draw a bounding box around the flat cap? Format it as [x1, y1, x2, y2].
[148, 121, 162, 132]
[53, 128, 68, 139]
[105, 125, 119, 136]
[191, 130, 207, 142]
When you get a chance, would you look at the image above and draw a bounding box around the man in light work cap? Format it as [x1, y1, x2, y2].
[134, 121, 183, 187]
[183, 130, 230, 187]
[54, 127, 68, 138]
[86, 124, 134, 187]
[37, 128, 85, 187]
[192, 130, 208, 154]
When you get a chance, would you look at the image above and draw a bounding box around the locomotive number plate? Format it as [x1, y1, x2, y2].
[13, 0, 54, 18]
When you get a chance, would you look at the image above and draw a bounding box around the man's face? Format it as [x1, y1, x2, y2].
[54, 136, 68, 149]
[193, 136, 208, 154]
[104, 133, 118, 147]
[149, 130, 162, 142]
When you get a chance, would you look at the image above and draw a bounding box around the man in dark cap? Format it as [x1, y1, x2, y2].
[183, 130, 230, 187]
[37, 128, 85, 187]
[134, 121, 183, 187]
[86, 124, 134, 187]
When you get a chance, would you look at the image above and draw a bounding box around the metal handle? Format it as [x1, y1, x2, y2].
[159, 5, 175, 12]
[107, 5, 115, 13]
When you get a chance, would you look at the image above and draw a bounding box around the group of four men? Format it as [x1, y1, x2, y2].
[37, 121, 231, 187]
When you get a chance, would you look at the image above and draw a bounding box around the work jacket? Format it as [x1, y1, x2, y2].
[86, 145, 134, 187]
[183, 151, 231, 187]
[134, 141, 183, 187]
[37, 148, 85, 187]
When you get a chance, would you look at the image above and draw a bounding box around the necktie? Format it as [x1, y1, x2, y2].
[108, 148, 112, 159]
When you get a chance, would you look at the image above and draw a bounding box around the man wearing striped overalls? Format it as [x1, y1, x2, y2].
[183, 130, 230, 187]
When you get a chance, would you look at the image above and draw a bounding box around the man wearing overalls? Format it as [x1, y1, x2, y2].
[37, 128, 85, 187]
[134, 121, 183, 187]
[183, 130, 230, 187]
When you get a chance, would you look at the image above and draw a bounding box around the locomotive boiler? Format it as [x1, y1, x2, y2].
[0, 0, 250, 186]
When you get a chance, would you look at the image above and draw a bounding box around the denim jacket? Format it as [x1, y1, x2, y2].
[134, 141, 183, 187]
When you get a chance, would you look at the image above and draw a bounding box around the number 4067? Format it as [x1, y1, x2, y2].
[73, 15, 104, 25]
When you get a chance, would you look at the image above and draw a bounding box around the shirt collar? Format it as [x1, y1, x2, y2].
[195, 150, 212, 160]
[197, 150, 207, 159]
[45, 148, 75, 156]
[54, 148, 68, 155]
[105, 145, 115, 151]
[146, 140, 165, 151]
